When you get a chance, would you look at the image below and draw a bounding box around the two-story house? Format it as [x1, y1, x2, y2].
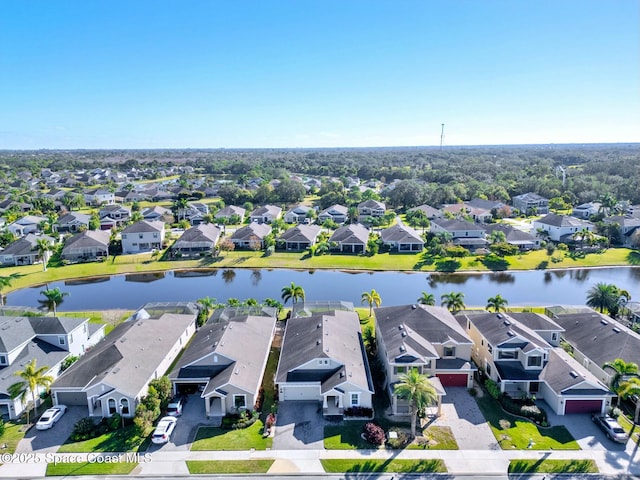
[357, 200, 386, 218]
[512, 193, 550, 215]
[99, 204, 131, 229]
[533, 214, 594, 242]
[0, 315, 105, 419]
[430, 218, 488, 250]
[121, 220, 165, 254]
[51, 303, 197, 419]
[83, 188, 115, 206]
[375, 304, 474, 416]
[276, 310, 374, 417]
[169, 309, 277, 417]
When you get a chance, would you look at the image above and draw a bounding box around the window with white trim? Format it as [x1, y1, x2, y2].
[443, 346, 456, 357]
[58, 336, 66, 345]
[527, 356, 542, 367]
[108, 398, 117, 415]
[120, 398, 130, 415]
[233, 395, 246, 409]
[350, 393, 359, 406]
[394, 366, 406, 375]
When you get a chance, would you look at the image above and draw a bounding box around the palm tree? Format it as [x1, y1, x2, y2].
[39, 287, 69, 316]
[35, 238, 52, 272]
[486, 294, 509, 313]
[440, 292, 465, 314]
[0, 273, 21, 307]
[281, 282, 305, 305]
[575, 227, 595, 249]
[196, 296, 217, 326]
[347, 206, 359, 224]
[394, 368, 438, 438]
[8, 359, 54, 424]
[361, 289, 382, 317]
[598, 193, 618, 217]
[417, 291, 436, 306]
[603, 358, 639, 405]
[617, 377, 640, 424]
[586, 282, 620, 314]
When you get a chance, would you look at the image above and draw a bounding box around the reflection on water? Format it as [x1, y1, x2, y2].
[250, 270, 262, 286]
[125, 272, 166, 283]
[173, 269, 218, 278]
[544, 272, 553, 284]
[427, 273, 471, 288]
[65, 277, 110, 286]
[221, 269, 236, 284]
[487, 272, 516, 284]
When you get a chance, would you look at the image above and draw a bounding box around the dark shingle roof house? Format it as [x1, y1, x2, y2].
[329, 223, 370, 253]
[171, 224, 221, 256]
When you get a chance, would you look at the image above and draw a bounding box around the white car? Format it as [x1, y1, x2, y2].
[36, 405, 68, 430]
[151, 416, 177, 444]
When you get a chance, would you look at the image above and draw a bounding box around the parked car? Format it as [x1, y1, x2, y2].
[36, 405, 68, 430]
[166, 397, 185, 417]
[152, 416, 177, 444]
[592, 414, 629, 443]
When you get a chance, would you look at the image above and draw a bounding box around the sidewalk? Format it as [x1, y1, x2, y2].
[1, 446, 639, 478]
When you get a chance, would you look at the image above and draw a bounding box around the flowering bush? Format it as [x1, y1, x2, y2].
[363, 422, 385, 446]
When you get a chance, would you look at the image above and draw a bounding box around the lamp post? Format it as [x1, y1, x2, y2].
[119, 404, 125, 429]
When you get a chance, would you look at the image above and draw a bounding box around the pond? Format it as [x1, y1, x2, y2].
[5, 266, 640, 312]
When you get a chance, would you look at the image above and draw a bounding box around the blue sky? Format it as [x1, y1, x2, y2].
[1, 0, 638, 149]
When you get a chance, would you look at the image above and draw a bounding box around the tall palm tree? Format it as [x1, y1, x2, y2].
[361, 289, 382, 317]
[0, 273, 21, 307]
[35, 238, 52, 272]
[486, 294, 509, 313]
[196, 296, 217, 326]
[586, 282, 620, 314]
[8, 359, 54, 424]
[39, 287, 69, 316]
[417, 291, 436, 306]
[440, 292, 465, 314]
[394, 368, 438, 438]
[281, 282, 305, 305]
[603, 358, 639, 405]
[618, 377, 640, 424]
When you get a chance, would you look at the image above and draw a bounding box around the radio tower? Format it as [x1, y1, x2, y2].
[440, 123, 445, 150]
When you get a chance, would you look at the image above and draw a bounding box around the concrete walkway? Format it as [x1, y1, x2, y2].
[1, 445, 639, 478]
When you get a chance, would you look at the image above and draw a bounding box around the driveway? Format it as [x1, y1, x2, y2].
[16, 406, 87, 453]
[273, 401, 325, 450]
[432, 387, 499, 450]
[544, 410, 628, 451]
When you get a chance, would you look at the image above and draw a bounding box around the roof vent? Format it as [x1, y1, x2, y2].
[399, 346, 406, 353]
[398, 324, 405, 331]
[213, 341, 218, 347]
[507, 330, 515, 337]
[411, 304, 417, 309]
[317, 323, 322, 329]
[503, 319, 511, 326]
[316, 340, 321, 345]
[600, 319, 609, 325]
[401, 331, 407, 338]
[613, 327, 621, 333]
[497, 313, 503, 319]
[569, 371, 579, 378]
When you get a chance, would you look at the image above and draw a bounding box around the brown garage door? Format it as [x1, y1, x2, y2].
[436, 373, 468, 387]
[565, 399, 603, 414]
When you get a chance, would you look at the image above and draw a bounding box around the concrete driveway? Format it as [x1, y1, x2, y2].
[432, 387, 499, 450]
[273, 401, 325, 450]
[544, 410, 629, 451]
[16, 406, 87, 453]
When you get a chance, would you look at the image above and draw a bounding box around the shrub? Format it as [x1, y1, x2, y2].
[484, 379, 501, 399]
[106, 413, 122, 431]
[0, 419, 5, 437]
[468, 387, 478, 397]
[343, 406, 373, 418]
[363, 422, 385, 446]
[221, 410, 259, 430]
[386, 427, 409, 449]
[499, 394, 547, 424]
[71, 417, 98, 441]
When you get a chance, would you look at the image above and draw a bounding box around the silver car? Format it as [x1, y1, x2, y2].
[592, 414, 629, 443]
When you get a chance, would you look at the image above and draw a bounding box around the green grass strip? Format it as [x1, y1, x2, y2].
[46, 461, 137, 476]
[186, 460, 274, 474]
[321, 459, 447, 473]
[508, 459, 598, 474]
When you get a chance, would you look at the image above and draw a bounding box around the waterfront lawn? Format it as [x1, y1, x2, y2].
[191, 422, 272, 450]
[57, 425, 149, 453]
[187, 460, 274, 474]
[46, 461, 137, 476]
[476, 396, 579, 450]
[321, 459, 446, 474]
[508, 459, 598, 474]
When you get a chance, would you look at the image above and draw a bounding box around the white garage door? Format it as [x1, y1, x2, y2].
[282, 385, 320, 401]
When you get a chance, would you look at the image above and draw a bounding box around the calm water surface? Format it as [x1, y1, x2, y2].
[6, 267, 640, 311]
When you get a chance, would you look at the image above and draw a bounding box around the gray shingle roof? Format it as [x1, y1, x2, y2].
[280, 225, 322, 243]
[172, 224, 221, 248]
[329, 223, 369, 245]
[215, 205, 246, 218]
[540, 349, 610, 395]
[536, 213, 592, 228]
[509, 312, 564, 333]
[431, 218, 485, 233]
[0, 234, 53, 256]
[122, 220, 164, 234]
[460, 312, 550, 351]
[380, 224, 423, 244]
[230, 223, 271, 241]
[63, 230, 110, 251]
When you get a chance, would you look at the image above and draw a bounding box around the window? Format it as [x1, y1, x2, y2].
[527, 356, 542, 367]
[488, 344, 493, 354]
[443, 346, 456, 357]
[120, 398, 130, 415]
[234, 395, 246, 409]
[485, 362, 492, 376]
[551, 333, 558, 341]
[394, 366, 406, 375]
[153, 233, 158, 238]
[122, 234, 127, 239]
[350, 393, 359, 406]
[498, 350, 518, 359]
[139, 234, 143, 239]
[58, 336, 66, 345]
[0, 355, 6, 365]
[108, 398, 117, 415]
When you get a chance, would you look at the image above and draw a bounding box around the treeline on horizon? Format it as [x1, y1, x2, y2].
[1, 143, 639, 205]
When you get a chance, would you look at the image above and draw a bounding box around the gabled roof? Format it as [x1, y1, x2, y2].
[0, 234, 53, 256]
[461, 312, 550, 352]
[215, 205, 246, 218]
[465, 198, 505, 210]
[551, 309, 640, 368]
[509, 312, 564, 333]
[540, 349, 610, 395]
[319, 204, 348, 216]
[122, 220, 164, 234]
[535, 213, 592, 228]
[230, 223, 271, 241]
[329, 223, 369, 245]
[141, 206, 171, 218]
[276, 310, 373, 393]
[358, 199, 385, 210]
[285, 205, 312, 216]
[250, 205, 282, 217]
[513, 192, 548, 202]
[376, 305, 472, 365]
[431, 218, 484, 232]
[63, 230, 110, 250]
[380, 224, 423, 244]
[28, 316, 86, 335]
[57, 212, 90, 225]
[280, 225, 322, 243]
[408, 204, 442, 218]
[173, 224, 221, 247]
[484, 224, 538, 244]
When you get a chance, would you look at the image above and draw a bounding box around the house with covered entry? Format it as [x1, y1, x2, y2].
[249, 205, 282, 224]
[214, 205, 246, 223]
[430, 218, 488, 250]
[284, 205, 314, 224]
[276, 309, 374, 417]
[512, 192, 549, 215]
[375, 304, 474, 416]
[318, 204, 348, 224]
[51, 303, 197, 419]
[279, 224, 322, 251]
[169, 308, 277, 417]
[329, 223, 370, 253]
[380, 223, 424, 252]
[230, 223, 272, 249]
[56, 212, 90, 233]
[357, 199, 386, 219]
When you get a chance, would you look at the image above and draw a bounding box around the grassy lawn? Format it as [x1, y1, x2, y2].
[508, 459, 598, 474]
[321, 459, 447, 473]
[0, 421, 29, 454]
[191, 421, 272, 450]
[324, 421, 454, 450]
[3, 247, 635, 295]
[57, 425, 149, 453]
[475, 396, 579, 450]
[46, 461, 137, 476]
[187, 460, 274, 474]
[616, 415, 640, 444]
[408, 426, 459, 450]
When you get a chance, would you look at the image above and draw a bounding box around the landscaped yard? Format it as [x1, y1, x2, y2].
[191, 421, 272, 450]
[476, 396, 579, 450]
[508, 459, 598, 474]
[324, 422, 457, 450]
[46, 461, 137, 476]
[259, 347, 280, 422]
[186, 460, 274, 474]
[616, 414, 640, 445]
[57, 425, 150, 453]
[0, 421, 29, 454]
[321, 459, 447, 473]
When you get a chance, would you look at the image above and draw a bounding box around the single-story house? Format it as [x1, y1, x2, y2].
[0, 234, 55, 266]
[484, 224, 541, 250]
[284, 205, 314, 224]
[56, 212, 91, 232]
[214, 205, 246, 223]
[279, 225, 322, 250]
[249, 205, 282, 224]
[329, 223, 370, 253]
[380, 223, 424, 252]
[7, 215, 46, 237]
[61, 230, 111, 262]
[317, 204, 348, 224]
[230, 223, 272, 249]
[171, 223, 221, 257]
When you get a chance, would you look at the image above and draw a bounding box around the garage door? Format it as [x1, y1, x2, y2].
[282, 385, 320, 401]
[436, 373, 468, 387]
[54, 391, 88, 406]
[565, 399, 603, 414]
